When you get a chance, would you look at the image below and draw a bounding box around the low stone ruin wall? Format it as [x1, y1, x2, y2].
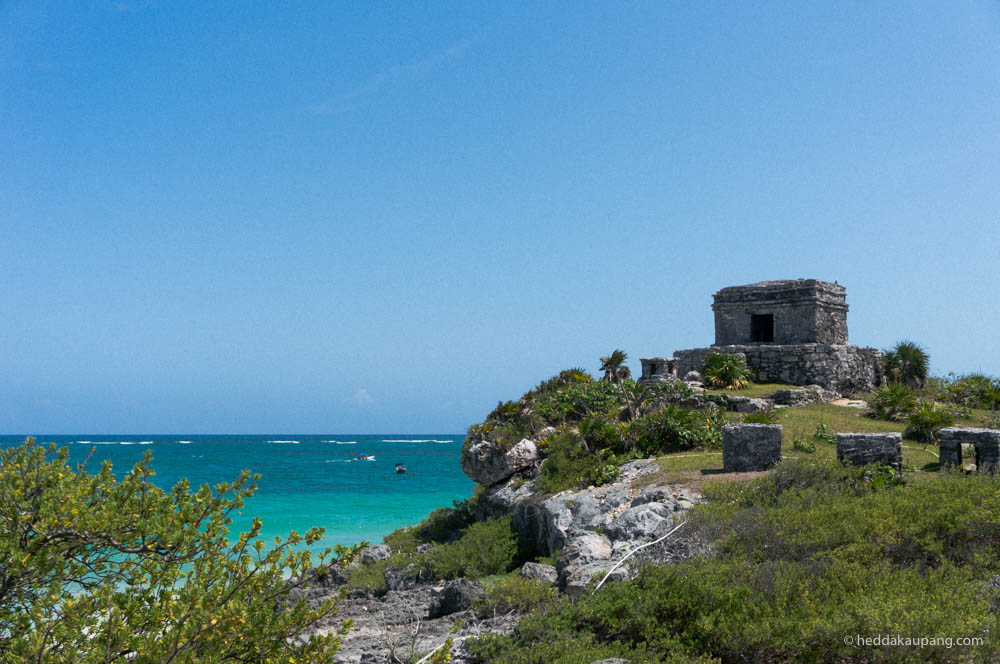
[723, 424, 782, 473]
[674, 344, 884, 394]
[939, 427, 1000, 474]
[836, 433, 902, 473]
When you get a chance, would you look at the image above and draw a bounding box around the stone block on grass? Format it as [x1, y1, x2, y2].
[722, 424, 782, 473]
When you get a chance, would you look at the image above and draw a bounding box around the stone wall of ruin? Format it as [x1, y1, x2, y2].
[673, 343, 884, 394]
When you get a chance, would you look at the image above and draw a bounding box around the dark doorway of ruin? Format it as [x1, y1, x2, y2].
[750, 314, 774, 342]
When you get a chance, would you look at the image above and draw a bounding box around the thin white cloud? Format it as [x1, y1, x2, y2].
[352, 388, 375, 406]
[308, 33, 486, 115]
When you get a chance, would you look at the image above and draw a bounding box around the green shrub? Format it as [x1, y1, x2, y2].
[701, 353, 753, 390]
[939, 373, 1000, 410]
[868, 383, 917, 421]
[905, 401, 955, 443]
[812, 421, 836, 446]
[884, 340, 929, 388]
[0, 440, 343, 662]
[742, 408, 778, 424]
[427, 517, 518, 579]
[792, 436, 815, 453]
[472, 575, 556, 618]
[627, 404, 725, 456]
[536, 432, 621, 494]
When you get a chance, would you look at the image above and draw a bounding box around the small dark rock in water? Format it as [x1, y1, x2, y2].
[427, 579, 484, 618]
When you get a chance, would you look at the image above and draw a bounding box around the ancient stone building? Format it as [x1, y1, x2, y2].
[713, 279, 848, 346]
[640, 279, 884, 394]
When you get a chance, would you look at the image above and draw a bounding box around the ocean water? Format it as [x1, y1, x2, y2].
[0, 434, 474, 552]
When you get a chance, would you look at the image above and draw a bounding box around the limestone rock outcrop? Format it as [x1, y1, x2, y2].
[460, 438, 539, 486]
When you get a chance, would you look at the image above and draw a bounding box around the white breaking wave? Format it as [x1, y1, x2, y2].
[267, 440, 299, 444]
[324, 440, 357, 444]
[178, 440, 192, 444]
[382, 439, 452, 443]
[138, 441, 153, 445]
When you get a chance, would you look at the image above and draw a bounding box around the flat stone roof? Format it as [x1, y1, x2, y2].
[713, 279, 846, 306]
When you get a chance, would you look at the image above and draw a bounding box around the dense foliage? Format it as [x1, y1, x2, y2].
[0, 439, 342, 663]
[468, 457, 1000, 663]
[347, 516, 520, 592]
[932, 373, 1000, 411]
[465, 361, 719, 493]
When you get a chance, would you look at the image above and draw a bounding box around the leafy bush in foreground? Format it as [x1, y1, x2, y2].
[0, 439, 342, 663]
[470, 457, 1000, 663]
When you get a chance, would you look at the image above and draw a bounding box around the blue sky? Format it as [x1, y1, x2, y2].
[2, 2, 999, 433]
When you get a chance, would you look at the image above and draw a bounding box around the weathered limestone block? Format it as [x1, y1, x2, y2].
[939, 428, 1000, 474]
[723, 424, 782, 472]
[836, 433, 902, 473]
[519, 562, 558, 585]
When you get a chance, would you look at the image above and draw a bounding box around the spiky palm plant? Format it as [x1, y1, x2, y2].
[884, 340, 929, 389]
[701, 353, 753, 390]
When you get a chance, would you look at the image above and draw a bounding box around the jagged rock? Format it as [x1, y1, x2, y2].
[605, 502, 675, 541]
[728, 396, 772, 413]
[427, 579, 484, 618]
[461, 438, 539, 486]
[519, 562, 558, 585]
[415, 543, 433, 554]
[684, 371, 703, 383]
[383, 564, 428, 592]
[359, 543, 392, 564]
[541, 486, 630, 553]
[559, 533, 612, 570]
[563, 560, 627, 601]
[591, 659, 631, 664]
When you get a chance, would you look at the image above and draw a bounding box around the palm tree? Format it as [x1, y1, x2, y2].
[599, 349, 630, 383]
[884, 340, 929, 389]
[600, 349, 636, 420]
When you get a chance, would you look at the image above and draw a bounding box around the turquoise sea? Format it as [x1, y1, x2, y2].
[0, 435, 474, 552]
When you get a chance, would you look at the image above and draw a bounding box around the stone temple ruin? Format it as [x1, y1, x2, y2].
[641, 279, 884, 394]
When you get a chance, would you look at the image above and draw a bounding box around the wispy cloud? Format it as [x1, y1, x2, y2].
[308, 33, 485, 115]
[352, 388, 375, 406]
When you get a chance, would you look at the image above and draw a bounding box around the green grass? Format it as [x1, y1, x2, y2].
[702, 382, 798, 398]
[651, 402, 942, 480]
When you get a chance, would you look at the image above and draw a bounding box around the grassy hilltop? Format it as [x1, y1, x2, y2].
[348, 351, 1000, 663]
